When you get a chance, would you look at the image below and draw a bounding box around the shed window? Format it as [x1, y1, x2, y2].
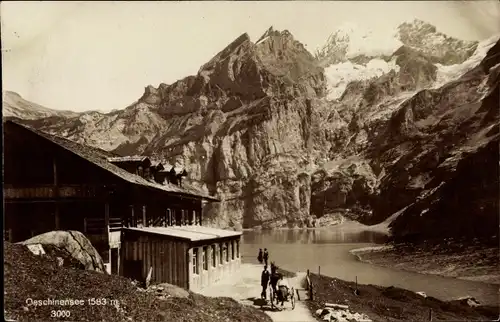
[202, 246, 208, 271]
[231, 241, 235, 260]
[137, 166, 144, 177]
[219, 243, 224, 264]
[211, 245, 216, 267]
[193, 248, 199, 275]
[221, 243, 228, 263]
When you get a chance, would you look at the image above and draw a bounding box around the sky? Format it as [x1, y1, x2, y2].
[2, 1, 500, 113]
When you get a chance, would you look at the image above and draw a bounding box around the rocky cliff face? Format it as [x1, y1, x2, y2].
[6, 21, 499, 243]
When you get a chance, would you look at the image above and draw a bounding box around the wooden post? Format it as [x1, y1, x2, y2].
[142, 205, 146, 227]
[130, 205, 135, 227]
[117, 245, 121, 276]
[429, 308, 433, 321]
[104, 203, 110, 233]
[54, 206, 60, 230]
[104, 202, 110, 270]
[318, 266, 321, 276]
[354, 276, 360, 295]
[53, 157, 60, 230]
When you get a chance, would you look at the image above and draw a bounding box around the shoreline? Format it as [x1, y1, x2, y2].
[349, 244, 500, 285]
[242, 219, 392, 234]
[243, 223, 498, 286]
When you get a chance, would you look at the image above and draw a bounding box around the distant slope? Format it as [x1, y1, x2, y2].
[2, 91, 80, 120]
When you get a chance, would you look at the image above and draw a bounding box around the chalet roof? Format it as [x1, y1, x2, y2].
[107, 156, 150, 163]
[6, 120, 219, 201]
[163, 163, 185, 173]
[123, 226, 242, 241]
[150, 161, 164, 169]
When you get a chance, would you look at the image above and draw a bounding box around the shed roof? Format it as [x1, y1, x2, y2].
[5, 120, 219, 201]
[123, 226, 242, 241]
[107, 156, 150, 163]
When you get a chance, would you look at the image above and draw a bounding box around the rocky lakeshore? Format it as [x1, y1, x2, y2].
[350, 239, 500, 285]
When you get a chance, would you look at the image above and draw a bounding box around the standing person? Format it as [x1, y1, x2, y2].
[260, 265, 270, 299]
[263, 248, 269, 266]
[257, 249, 263, 264]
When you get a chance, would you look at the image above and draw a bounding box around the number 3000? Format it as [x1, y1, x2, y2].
[51, 310, 71, 318]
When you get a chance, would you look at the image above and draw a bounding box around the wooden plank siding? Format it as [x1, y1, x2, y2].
[121, 230, 190, 289]
[121, 228, 242, 291]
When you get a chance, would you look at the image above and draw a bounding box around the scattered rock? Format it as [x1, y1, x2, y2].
[416, 291, 427, 298]
[453, 296, 481, 307]
[316, 305, 372, 322]
[146, 283, 189, 298]
[26, 243, 45, 256]
[325, 302, 349, 309]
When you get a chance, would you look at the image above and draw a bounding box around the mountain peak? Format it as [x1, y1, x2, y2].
[255, 26, 296, 46]
[396, 19, 478, 65]
[4, 90, 22, 98]
[3, 91, 80, 120]
[255, 26, 275, 44]
[316, 23, 401, 66]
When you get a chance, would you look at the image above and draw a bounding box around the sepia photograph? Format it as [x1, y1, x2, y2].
[2, 1, 500, 321]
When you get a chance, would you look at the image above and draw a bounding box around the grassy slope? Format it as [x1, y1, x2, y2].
[4, 242, 272, 322]
[305, 273, 498, 322]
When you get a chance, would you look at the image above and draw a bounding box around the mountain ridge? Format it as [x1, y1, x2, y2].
[4, 21, 499, 244]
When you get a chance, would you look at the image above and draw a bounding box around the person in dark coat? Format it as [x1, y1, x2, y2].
[260, 265, 270, 299]
[263, 248, 269, 265]
[257, 249, 263, 264]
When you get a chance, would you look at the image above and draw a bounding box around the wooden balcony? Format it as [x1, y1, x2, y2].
[3, 184, 107, 200]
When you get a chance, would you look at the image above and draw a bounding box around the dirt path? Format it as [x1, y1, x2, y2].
[198, 264, 316, 322]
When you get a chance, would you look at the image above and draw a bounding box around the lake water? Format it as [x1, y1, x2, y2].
[241, 228, 499, 306]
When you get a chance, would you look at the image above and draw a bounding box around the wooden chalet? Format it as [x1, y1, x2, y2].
[3, 120, 241, 290]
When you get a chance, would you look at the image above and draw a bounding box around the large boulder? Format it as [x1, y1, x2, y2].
[19, 230, 106, 273]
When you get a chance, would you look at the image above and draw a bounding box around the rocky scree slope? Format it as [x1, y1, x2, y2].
[9, 22, 500, 245]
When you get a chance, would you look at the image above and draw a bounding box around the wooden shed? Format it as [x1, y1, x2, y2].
[120, 226, 242, 291]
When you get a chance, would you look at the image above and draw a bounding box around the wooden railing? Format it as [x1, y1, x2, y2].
[4, 184, 104, 199]
[84, 217, 123, 234]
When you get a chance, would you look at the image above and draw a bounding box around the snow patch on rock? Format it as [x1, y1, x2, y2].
[318, 22, 403, 64]
[325, 58, 400, 100]
[433, 34, 499, 88]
